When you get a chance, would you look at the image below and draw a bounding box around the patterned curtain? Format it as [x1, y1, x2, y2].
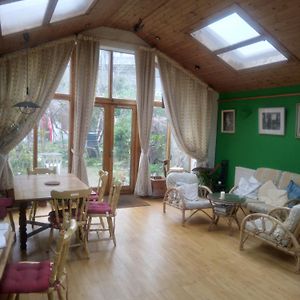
[134, 49, 155, 196]
[0, 38, 75, 189]
[72, 37, 99, 184]
[157, 53, 216, 166]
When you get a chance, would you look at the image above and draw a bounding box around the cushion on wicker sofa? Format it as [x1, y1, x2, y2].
[234, 167, 300, 214]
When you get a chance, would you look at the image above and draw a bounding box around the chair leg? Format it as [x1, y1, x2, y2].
[239, 230, 248, 250]
[295, 255, 300, 273]
[182, 210, 185, 226]
[8, 210, 15, 232]
[107, 217, 116, 246]
[48, 227, 54, 250]
[79, 225, 89, 258]
[47, 291, 54, 300]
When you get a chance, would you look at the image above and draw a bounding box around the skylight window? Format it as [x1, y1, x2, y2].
[191, 8, 288, 70]
[50, 0, 95, 23]
[191, 13, 260, 51]
[0, 0, 96, 36]
[0, 0, 48, 36]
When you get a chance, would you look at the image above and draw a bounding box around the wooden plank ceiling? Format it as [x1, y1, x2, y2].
[1, 0, 300, 93]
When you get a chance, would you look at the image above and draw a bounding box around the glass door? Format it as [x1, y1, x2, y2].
[85, 106, 105, 187]
[112, 107, 134, 190]
[85, 104, 136, 193]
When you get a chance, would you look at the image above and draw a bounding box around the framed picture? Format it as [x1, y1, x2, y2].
[221, 110, 235, 133]
[258, 107, 285, 135]
[296, 103, 300, 138]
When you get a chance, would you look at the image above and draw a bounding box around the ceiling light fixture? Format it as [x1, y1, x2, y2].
[13, 33, 40, 114]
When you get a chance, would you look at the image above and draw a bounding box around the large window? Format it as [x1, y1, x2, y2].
[149, 107, 167, 176]
[112, 52, 136, 100]
[9, 131, 33, 175]
[191, 7, 288, 70]
[10, 62, 71, 175]
[38, 100, 69, 174]
[85, 107, 104, 187]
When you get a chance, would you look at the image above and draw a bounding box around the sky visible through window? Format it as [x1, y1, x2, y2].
[191, 10, 287, 70]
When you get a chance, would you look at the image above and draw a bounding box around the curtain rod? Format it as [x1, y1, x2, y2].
[219, 92, 300, 102]
[138, 46, 215, 92]
[0, 36, 76, 61]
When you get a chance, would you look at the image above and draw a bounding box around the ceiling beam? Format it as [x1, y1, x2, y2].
[0, 0, 22, 5]
[43, 0, 58, 25]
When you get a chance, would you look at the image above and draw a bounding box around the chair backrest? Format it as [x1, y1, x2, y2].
[107, 182, 122, 214]
[50, 189, 91, 229]
[96, 170, 109, 201]
[27, 167, 57, 175]
[49, 219, 77, 285]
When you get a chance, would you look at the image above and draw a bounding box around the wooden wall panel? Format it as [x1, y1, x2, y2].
[1, 0, 300, 92]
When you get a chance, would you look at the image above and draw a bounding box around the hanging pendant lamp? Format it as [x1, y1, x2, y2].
[13, 33, 40, 114]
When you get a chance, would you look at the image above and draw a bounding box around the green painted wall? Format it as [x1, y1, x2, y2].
[215, 85, 300, 189]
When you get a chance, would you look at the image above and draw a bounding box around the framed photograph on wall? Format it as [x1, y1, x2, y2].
[258, 107, 285, 135]
[221, 109, 235, 133]
[296, 103, 300, 138]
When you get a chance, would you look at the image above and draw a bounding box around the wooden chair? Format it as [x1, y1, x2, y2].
[87, 182, 122, 246]
[89, 170, 109, 202]
[48, 189, 91, 257]
[27, 167, 57, 225]
[240, 205, 300, 272]
[163, 172, 213, 225]
[0, 219, 77, 299]
[0, 197, 15, 233]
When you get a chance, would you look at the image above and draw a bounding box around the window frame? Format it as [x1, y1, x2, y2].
[190, 4, 291, 70]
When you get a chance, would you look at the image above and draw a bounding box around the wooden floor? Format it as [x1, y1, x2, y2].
[2, 200, 300, 300]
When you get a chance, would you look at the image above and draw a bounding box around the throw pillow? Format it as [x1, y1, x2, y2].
[233, 176, 261, 198]
[286, 180, 300, 200]
[177, 183, 199, 201]
[272, 204, 300, 245]
[258, 180, 288, 206]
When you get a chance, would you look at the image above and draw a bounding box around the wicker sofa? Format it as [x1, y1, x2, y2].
[231, 167, 300, 214]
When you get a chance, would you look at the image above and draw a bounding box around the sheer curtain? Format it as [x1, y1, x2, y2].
[134, 49, 155, 196]
[72, 37, 99, 184]
[157, 53, 217, 166]
[0, 38, 75, 189]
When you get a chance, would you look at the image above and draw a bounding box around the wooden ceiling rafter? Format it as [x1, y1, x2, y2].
[43, 0, 58, 26]
[0, 0, 300, 92]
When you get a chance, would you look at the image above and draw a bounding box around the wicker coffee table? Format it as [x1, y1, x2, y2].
[208, 193, 246, 235]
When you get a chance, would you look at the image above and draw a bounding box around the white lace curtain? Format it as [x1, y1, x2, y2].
[71, 38, 100, 184]
[0, 38, 75, 189]
[134, 49, 155, 196]
[157, 53, 217, 166]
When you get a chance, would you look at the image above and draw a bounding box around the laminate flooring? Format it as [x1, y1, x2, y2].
[2, 199, 300, 300]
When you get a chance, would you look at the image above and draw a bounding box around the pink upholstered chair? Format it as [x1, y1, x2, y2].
[89, 170, 109, 202]
[0, 197, 15, 232]
[87, 182, 121, 246]
[0, 219, 77, 299]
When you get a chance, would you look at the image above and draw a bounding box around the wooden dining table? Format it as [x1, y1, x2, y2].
[13, 173, 89, 250]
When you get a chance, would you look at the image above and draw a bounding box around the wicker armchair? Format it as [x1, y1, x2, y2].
[240, 205, 300, 272]
[163, 172, 213, 225]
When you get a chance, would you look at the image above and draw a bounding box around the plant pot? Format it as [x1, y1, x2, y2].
[151, 176, 166, 198]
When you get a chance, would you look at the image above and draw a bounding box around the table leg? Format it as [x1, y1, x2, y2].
[19, 202, 28, 250]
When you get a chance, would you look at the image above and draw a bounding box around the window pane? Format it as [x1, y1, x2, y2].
[191, 13, 260, 51]
[113, 108, 132, 185]
[170, 133, 190, 171]
[38, 100, 69, 174]
[9, 131, 33, 175]
[0, 0, 48, 35]
[56, 62, 70, 94]
[149, 107, 167, 176]
[96, 50, 110, 98]
[85, 107, 104, 187]
[218, 40, 287, 70]
[155, 67, 163, 101]
[112, 52, 136, 100]
[51, 0, 95, 23]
